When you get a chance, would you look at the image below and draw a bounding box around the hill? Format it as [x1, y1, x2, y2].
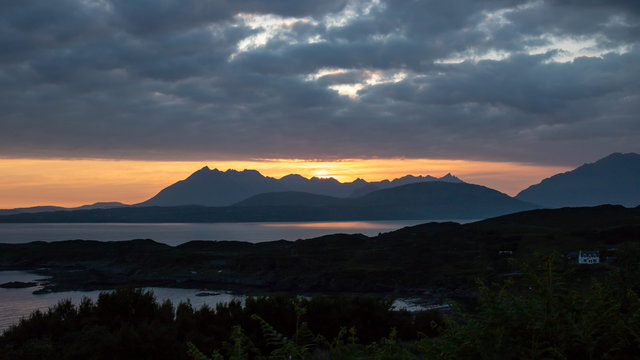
[233, 191, 345, 207]
[3, 205, 640, 360]
[516, 152, 640, 208]
[1, 205, 639, 295]
[478, 204, 640, 230]
[353, 182, 533, 218]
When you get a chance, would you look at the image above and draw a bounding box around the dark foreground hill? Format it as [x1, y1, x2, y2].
[1, 204, 638, 297]
[0, 182, 535, 222]
[3, 206, 640, 358]
[516, 152, 640, 208]
[2, 205, 640, 359]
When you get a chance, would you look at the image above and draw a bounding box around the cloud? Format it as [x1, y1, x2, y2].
[0, 0, 638, 166]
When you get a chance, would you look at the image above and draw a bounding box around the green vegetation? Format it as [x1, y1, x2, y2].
[2, 205, 640, 358]
[421, 252, 640, 359]
[0, 291, 442, 359]
[3, 249, 640, 359]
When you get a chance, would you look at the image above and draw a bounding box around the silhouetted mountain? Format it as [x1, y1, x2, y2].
[137, 167, 465, 207]
[278, 175, 362, 197]
[1, 181, 535, 222]
[516, 153, 640, 208]
[74, 202, 127, 210]
[348, 173, 464, 197]
[0, 206, 66, 216]
[137, 167, 285, 207]
[0, 202, 127, 216]
[388, 173, 463, 187]
[349, 182, 534, 219]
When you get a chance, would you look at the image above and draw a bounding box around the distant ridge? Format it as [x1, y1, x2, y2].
[349, 182, 534, 219]
[137, 167, 464, 207]
[0, 181, 535, 223]
[516, 153, 640, 208]
[0, 202, 127, 216]
[349, 173, 463, 197]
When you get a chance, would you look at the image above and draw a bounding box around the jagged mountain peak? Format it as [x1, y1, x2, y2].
[139, 167, 469, 207]
[440, 173, 463, 182]
[310, 176, 340, 183]
[352, 178, 368, 185]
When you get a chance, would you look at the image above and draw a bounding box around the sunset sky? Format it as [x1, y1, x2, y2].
[1, 1, 638, 208]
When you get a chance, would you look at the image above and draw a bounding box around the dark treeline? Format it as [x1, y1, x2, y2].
[3, 250, 640, 359]
[0, 292, 442, 360]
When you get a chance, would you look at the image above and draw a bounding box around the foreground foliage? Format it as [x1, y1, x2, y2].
[2, 251, 640, 359]
[0, 291, 441, 360]
[421, 254, 640, 359]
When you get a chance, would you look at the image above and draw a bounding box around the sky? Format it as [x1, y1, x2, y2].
[1, 0, 639, 208]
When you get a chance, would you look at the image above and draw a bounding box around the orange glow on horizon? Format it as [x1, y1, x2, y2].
[0, 158, 570, 208]
[263, 221, 402, 229]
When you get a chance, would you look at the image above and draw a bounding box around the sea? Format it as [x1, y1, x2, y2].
[0, 220, 472, 332]
[0, 220, 452, 245]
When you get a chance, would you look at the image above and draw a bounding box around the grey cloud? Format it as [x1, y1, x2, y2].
[505, 0, 640, 46]
[388, 50, 640, 114]
[0, 0, 638, 166]
[234, 39, 431, 75]
[109, 0, 347, 35]
[316, 71, 368, 86]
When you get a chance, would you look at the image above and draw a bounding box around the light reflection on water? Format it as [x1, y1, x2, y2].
[0, 221, 471, 331]
[0, 271, 244, 333]
[0, 271, 432, 333]
[263, 221, 405, 229]
[0, 220, 472, 245]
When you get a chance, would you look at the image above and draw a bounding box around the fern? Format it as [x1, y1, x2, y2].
[186, 326, 254, 360]
[251, 314, 289, 347]
[186, 341, 223, 360]
[251, 314, 315, 359]
[226, 326, 251, 360]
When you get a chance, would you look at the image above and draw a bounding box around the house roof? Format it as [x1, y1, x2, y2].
[580, 251, 599, 257]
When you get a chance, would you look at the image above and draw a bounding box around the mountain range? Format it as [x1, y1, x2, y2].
[0, 181, 534, 222]
[119, 151, 640, 211]
[0, 152, 638, 221]
[137, 167, 463, 207]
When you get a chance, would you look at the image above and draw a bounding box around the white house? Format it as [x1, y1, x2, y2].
[578, 250, 600, 264]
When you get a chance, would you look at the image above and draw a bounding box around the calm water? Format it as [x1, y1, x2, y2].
[0, 220, 471, 245]
[0, 271, 430, 333]
[0, 221, 469, 331]
[0, 271, 245, 333]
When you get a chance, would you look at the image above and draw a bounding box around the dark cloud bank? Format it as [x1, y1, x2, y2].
[1, 0, 638, 165]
